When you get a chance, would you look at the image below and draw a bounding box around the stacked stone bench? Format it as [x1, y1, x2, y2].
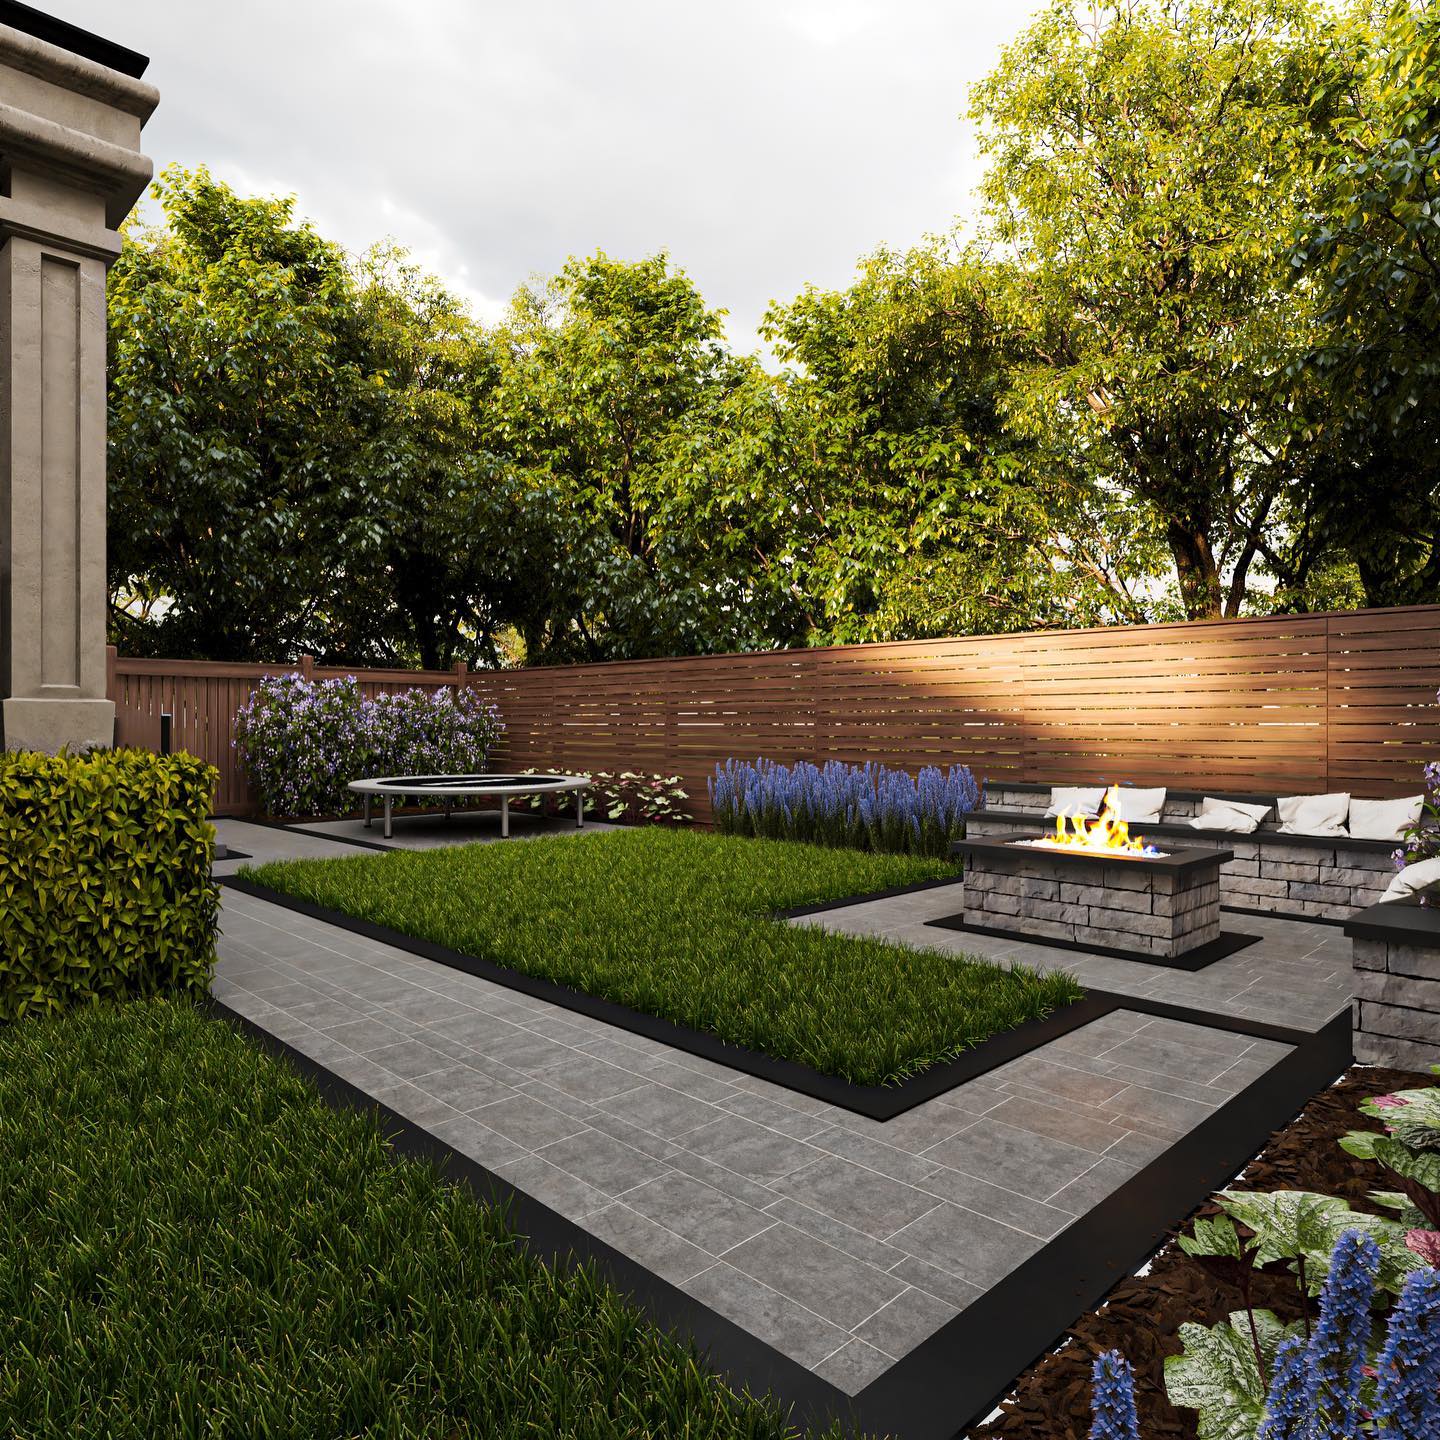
[1344, 903, 1440, 1068]
[966, 781, 1403, 923]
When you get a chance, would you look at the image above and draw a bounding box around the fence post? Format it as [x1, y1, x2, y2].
[299, 654, 314, 683]
[453, 659, 468, 691]
[105, 644, 117, 702]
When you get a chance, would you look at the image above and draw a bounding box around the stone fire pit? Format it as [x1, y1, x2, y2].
[934, 834, 1258, 970]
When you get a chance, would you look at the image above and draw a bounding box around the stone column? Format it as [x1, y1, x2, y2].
[0, 15, 157, 753]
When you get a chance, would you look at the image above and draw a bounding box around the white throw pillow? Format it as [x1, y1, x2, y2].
[1112, 786, 1167, 824]
[1044, 785, 1106, 819]
[1189, 796, 1272, 835]
[1277, 792, 1350, 837]
[1349, 795, 1424, 843]
[1381, 856, 1440, 904]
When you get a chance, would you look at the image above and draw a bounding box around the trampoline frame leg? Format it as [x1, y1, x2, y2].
[383, 796, 392, 839]
[501, 796, 510, 838]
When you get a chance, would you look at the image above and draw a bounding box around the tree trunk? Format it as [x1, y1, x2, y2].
[1166, 520, 1224, 620]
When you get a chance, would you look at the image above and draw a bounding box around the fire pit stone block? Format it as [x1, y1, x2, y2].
[957, 837, 1228, 960]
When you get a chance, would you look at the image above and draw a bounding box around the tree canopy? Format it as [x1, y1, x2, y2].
[107, 1, 1440, 666]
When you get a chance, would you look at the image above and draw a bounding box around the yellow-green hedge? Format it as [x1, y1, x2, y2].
[0, 749, 220, 1020]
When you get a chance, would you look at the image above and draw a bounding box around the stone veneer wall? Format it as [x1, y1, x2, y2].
[962, 851, 1222, 957]
[971, 784, 1395, 921]
[1353, 934, 1440, 1070]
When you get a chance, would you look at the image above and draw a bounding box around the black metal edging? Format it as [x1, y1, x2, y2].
[204, 994, 1351, 1440]
[1223, 903, 1349, 929]
[778, 875, 964, 920]
[205, 997, 855, 1438]
[221, 875, 1316, 1118]
[926, 915, 1262, 973]
[220, 874, 1109, 1121]
[223, 816, 399, 853]
[849, 1007, 1354, 1440]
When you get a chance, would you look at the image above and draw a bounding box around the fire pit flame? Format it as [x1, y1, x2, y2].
[1013, 784, 1167, 858]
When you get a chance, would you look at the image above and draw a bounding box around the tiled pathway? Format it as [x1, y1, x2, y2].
[212, 819, 1341, 1394]
[800, 885, 1352, 1033]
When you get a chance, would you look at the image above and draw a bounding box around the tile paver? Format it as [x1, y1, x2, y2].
[209, 816, 1337, 1395]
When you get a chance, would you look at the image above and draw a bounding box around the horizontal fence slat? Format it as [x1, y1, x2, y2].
[107, 605, 1440, 816]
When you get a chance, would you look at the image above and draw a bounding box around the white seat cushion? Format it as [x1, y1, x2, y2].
[1189, 796, 1272, 834]
[1348, 795, 1424, 843]
[1112, 786, 1166, 824]
[1044, 785, 1106, 819]
[1277, 792, 1350, 837]
[1381, 856, 1440, 904]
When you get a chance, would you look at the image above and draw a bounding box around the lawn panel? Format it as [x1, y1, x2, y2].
[246, 830, 1083, 1087]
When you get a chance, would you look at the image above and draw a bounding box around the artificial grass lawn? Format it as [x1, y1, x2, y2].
[246, 828, 1083, 1087]
[0, 1000, 850, 1440]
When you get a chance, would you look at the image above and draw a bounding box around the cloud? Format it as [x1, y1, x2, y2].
[57, 0, 1041, 350]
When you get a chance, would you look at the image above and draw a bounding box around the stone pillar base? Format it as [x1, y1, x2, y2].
[2, 697, 115, 754]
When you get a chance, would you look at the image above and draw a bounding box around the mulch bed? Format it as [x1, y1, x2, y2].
[968, 1063, 1436, 1440]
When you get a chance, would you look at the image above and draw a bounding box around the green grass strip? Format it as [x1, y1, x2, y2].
[0, 1000, 853, 1439]
[246, 829, 1082, 1087]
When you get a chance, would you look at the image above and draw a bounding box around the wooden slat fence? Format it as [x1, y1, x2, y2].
[107, 605, 1440, 819]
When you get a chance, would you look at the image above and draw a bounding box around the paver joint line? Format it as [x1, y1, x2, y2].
[203, 984, 1350, 1440]
[221, 876, 1323, 1122]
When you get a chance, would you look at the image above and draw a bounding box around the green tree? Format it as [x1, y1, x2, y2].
[108, 167, 549, 666]
[492, 252, 791, 661]
[108, 166, 374, 659]
[758, 241, 1168, 642]
[970, 0, 1359, 619]
[1295, 0, 1440, 606]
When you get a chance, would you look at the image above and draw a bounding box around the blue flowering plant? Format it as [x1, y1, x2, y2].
[1395, 728, 1440, 901]
[709, 757, 980, 858]
[1098, 1229, 1440, 1440]
[1163, 1070, 1440, 1440]
[234, 673, 503, 818]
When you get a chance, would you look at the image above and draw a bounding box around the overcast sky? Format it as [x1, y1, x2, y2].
[59, 0, 1044, 353]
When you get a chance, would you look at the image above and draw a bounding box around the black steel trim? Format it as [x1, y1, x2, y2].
[925, 915, 1261, 972]
[221, 875, 1319, 1117]
[205, 997, 854, 1436]
[777, 875, 963, 918]
[219, 873, 1105, 1120]
[1222, 903, 1349, 929]
[204, 993, 1349, 1440]
[0, 0, 148, 75]
[1343, 899, 1440, 945]
[954, 833, 1235, 876]
[850, 1008, 1353, 1439]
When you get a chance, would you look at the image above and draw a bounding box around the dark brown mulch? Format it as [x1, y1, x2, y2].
[968, 1064, 1436, 1440]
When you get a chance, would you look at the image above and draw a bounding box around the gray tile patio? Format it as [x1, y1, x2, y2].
[208, 817, 1343, 1395]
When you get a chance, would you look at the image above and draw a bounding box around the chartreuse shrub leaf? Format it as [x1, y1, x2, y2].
[0, 1000, 850, 1440]
[245, 828, 1083, 1087]
[0, 748, 219, 1020]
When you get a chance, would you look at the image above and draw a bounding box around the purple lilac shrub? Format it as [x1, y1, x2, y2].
[233, 674, 503, 818]
[708, 757, 979, 858]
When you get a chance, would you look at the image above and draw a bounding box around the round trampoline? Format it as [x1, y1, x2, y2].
[347, 773, 591, 839]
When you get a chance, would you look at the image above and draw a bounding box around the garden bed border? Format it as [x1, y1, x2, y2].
[224, 873, 1326, 1121]
[207, 993, 1351, 1440]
